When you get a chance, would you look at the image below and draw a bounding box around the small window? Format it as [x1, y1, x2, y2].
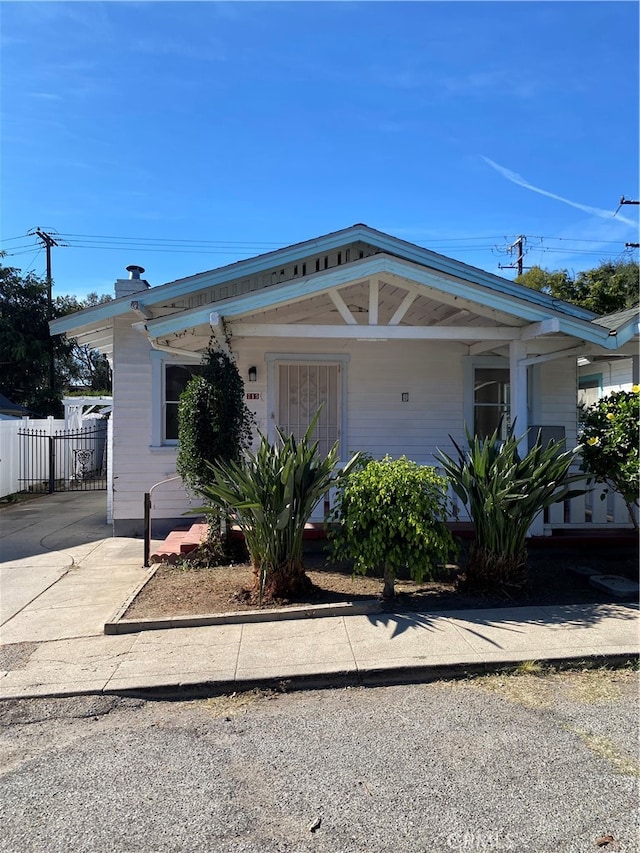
[474, 368, 510, 438]
[337, 252, 342, 265]
[578, 373, 603, 408]
[164, 364, 204, 441]
[302, 263, 307, 276]
[345, 249, 351, 263]
[316, 259, 320, 272]
[324, 256, 329, 269]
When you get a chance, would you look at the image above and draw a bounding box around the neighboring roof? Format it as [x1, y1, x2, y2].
[591, 304, 640, 347]
[50, 223, 599, 338]
[0, 393, 28, 416]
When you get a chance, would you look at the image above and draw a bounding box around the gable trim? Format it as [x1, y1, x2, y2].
[144, 254, 618, 348]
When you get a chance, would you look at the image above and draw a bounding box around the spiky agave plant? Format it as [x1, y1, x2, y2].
[194, 410, 360, 604]
[438, 425, 585, 596]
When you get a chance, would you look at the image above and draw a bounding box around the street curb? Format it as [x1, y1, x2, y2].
[104, 597, 384, 634]
[106, 652, 638, 700]
[2, 652, 636, 702]
[104, 564, 385, 635]
[104, 565, 159, 631]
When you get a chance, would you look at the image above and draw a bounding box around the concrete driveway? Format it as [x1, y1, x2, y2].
[0, 492, 147, 641]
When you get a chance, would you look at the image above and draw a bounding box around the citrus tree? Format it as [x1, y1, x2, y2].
[579, 387, 639, 529]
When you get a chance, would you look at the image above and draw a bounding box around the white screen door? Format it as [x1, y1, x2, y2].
[277, 362, 340, 457]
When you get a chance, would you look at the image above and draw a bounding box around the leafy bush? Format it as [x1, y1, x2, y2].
[177, 344, 253, 492]
[438, 427, 584, 597]
[177, 343, 253, 559]
[329, 456, 456, 599]
[194, 413, 359, 604]
[579, 387, 639, 528]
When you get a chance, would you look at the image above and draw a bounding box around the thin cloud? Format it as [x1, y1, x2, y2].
[482, 156, 637, 227]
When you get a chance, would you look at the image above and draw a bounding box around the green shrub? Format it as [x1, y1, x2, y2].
[579, 387, 639, 529]
[194, 412, 359, 604]
[329, 456, 456, 599]
[177, 345, 253, 492]
[177, 343, 253, 558]
[438, 427, 584, 597]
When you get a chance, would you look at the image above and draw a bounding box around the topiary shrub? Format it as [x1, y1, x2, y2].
[177, 340, 253, 562]
[329, 455, 456, 600]
[579, 386, 639, 529]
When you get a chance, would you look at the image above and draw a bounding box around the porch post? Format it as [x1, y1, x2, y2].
[510, 341, 544, 536]
[509, 341, 528, 439]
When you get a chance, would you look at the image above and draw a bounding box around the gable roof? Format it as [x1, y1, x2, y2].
[51, 223, 601, 338]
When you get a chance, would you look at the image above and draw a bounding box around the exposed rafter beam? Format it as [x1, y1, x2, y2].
[520, 318, 561, 340]
[229, 323, 521, 341]
[434, 308, 470, 327]
[329, 290, 358, 325]
[130, 300, 153, 320]
[522, 345, 587, 366]
[388, 291, 417, 326]
[368, 279, 379, 326]
[468, 341, 506, 356]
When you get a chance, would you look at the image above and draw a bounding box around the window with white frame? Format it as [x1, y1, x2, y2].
[163, 363, 204, 442]
[473, 367, 510, 438]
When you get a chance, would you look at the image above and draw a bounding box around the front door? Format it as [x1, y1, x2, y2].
[276, 362, 341, 458]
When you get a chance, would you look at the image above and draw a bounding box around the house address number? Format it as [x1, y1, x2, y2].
[246, 392, 260, 401]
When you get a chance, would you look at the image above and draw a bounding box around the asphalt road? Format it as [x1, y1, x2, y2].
[0, 669, 638, 853]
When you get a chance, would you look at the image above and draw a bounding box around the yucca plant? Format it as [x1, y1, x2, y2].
[194, 411, 360, 604]
[438, 425, 585, 597]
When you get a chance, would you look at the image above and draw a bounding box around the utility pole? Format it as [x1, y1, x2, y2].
[498, 235, 530, 277]
[28, 228, 62, 392]
[614, 198, 640, 250]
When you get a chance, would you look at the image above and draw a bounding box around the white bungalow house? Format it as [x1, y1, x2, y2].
[50, 224, 639, 537]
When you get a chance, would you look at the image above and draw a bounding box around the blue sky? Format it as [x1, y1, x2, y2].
[1, 1, 638, 301]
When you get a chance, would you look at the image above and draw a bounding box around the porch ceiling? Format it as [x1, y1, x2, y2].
[218, 274, 525, 331]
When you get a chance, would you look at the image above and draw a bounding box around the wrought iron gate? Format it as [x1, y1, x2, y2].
[18, 421, 108, 493]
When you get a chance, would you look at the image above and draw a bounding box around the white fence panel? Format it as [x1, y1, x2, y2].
[0, 421, 20, 498]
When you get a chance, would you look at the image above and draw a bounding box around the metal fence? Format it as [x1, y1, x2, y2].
[18, 422, 108, 493]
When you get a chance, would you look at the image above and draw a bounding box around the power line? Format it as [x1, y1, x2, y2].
[27, 228, 68, 392]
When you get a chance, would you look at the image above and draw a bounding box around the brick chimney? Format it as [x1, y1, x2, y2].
[115, 265, 150, 298]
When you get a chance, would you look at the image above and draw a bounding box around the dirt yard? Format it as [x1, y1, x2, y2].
[123, 537, 639, 620]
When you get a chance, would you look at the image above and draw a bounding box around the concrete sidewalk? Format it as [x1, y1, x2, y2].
[1, 493, 638, 701]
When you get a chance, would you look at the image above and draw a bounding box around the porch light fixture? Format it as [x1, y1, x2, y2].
[248, 366, 257, 382]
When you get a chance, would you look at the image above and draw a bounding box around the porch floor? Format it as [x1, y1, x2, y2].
[149, 520, 637, 563]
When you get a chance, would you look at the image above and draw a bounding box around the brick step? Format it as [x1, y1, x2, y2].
[150, 521, 334, 564]
[150, 523, 209, 564]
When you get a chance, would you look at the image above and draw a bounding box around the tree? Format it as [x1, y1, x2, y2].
[579, 388, 639, 529]
[516, 260, 639, 315]
[57, 293, 113, 393]
[0, 259, 113, 416]
[329, 456, 455, 600]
